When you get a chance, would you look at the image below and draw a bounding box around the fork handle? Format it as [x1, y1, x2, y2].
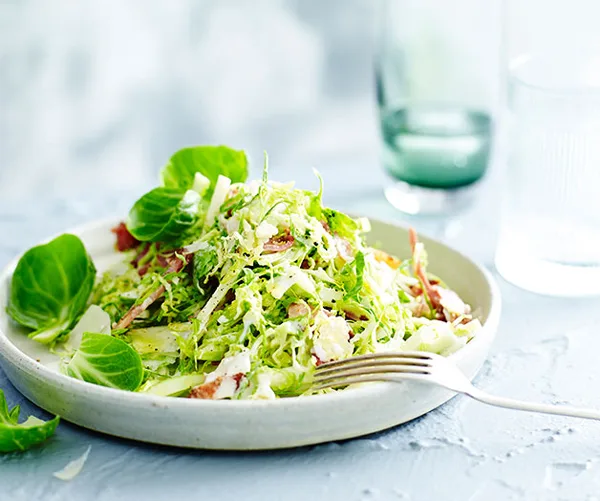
[467, 388, 600, 420]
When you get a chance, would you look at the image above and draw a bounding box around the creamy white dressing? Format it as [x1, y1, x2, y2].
[312, 313, 353, 362]
[202, 351, 252, 399]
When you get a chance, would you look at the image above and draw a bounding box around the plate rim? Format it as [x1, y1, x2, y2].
[0, 216, 502, 410]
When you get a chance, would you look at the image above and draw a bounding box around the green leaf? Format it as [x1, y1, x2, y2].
[161, 146, 248, 196]
[67, 332, 145, 391]
[0, 390, 59, 453]
[9, 406, 20, 423]
[306, 171, 324, 220]
[126, 188, 202, 243]
[323, 208, 359, 239]
[0, 390, 15, 426]
[342, 251, 365, 300]
[193, 245, 219, 287]
[7, 234, 96, 344]
[262, 151, 269, 183]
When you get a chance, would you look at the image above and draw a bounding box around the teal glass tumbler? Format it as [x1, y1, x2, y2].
[375, 0, 501, 215]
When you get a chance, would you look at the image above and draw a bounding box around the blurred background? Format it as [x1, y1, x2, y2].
[3, 0, 600, 263]
[1, 0, 380, 200]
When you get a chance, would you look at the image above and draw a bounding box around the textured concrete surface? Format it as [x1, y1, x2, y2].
[2, 165, 600, 501]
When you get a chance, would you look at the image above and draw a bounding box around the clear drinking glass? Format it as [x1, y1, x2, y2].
[495, 53, 600, 296]
[375, 0, 501, 215]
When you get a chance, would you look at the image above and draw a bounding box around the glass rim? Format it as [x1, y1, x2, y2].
[510, 52, 600, 97]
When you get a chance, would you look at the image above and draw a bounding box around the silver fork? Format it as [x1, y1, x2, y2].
[314, 351, 600, 420]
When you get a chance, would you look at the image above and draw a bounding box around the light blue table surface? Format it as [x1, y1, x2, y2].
[2, 163, 600, 501]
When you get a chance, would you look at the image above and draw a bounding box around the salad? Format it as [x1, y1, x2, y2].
[7, 145, 481, 404]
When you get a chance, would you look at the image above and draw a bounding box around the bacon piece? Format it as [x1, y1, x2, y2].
[131, 243, 150, 268]
[113, 284, 168, 330]
[156, 254, 169, 268]
[111, 222, 140, 252]
[411, 301, 430, 318]
[113, 253, 191, 330]
[135, 245, 182, 275]
[415, 260, 442, 309]
[231, 373, 244, 389]
[214, 289, 236, 312]
[165, 251, 193, 271]
[410, 228, 442, 311]
[408, 228, 442, 312]
[189, 377, 222, 399]
[408, 227, 418, 255]
[189, 373, 244, 399]
[138, 263, 150, 277]
[131, 243, 151, 276]
[343, 310, 368, 321]
[263, 229, 294, 253]
[288, 302, 310, 319]
[321, 220, 331, 233]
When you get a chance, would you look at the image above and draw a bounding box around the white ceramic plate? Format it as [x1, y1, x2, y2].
[0, 217, 501, 450]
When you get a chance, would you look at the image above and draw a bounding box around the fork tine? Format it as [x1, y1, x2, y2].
[313, 373, 428, 391]
[317, 351, 434, 370]
[315, 357, 431, 377]
[314, 366, 431, 385]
